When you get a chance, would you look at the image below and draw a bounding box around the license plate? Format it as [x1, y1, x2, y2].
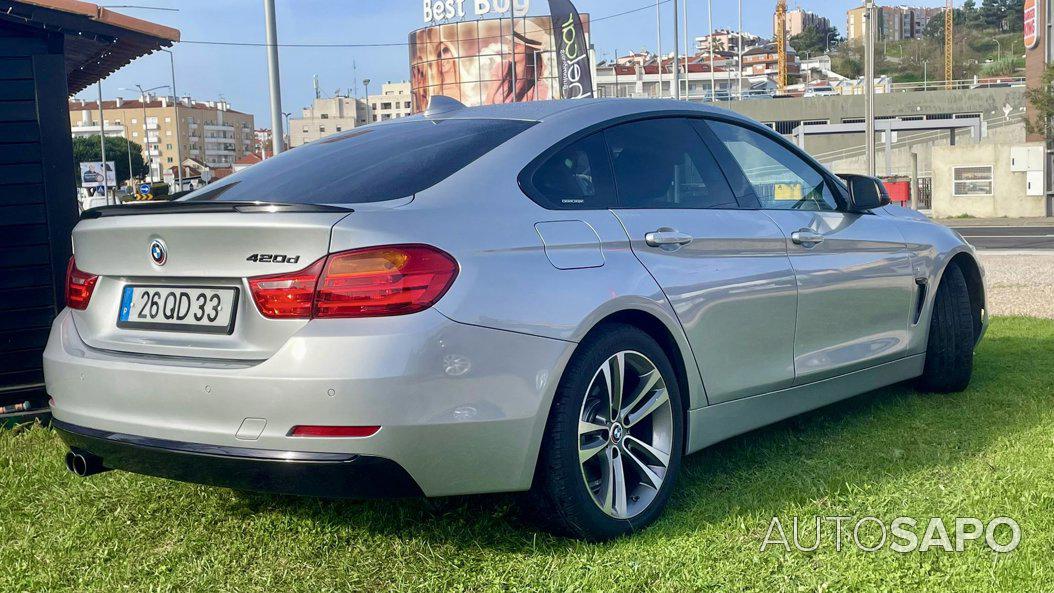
[117, 285, 239, 334]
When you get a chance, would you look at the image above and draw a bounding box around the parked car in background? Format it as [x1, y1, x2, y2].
[47, 98, 987, 541]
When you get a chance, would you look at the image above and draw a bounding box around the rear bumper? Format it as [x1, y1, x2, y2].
[54, 419, 423, 498]
[44, 308, 575, 496]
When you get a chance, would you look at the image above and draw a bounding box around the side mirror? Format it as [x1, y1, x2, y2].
[837, 174, 891, 212]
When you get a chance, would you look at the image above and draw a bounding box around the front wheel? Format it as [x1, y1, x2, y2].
[526, 324, 684, 541]
[917, 262, 975, 393]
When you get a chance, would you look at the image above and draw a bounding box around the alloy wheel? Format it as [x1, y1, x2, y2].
[577, 351, 674, 519]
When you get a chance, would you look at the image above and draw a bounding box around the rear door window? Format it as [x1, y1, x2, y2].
[523, 132, 617, 210]
[183, 119, 535, 204]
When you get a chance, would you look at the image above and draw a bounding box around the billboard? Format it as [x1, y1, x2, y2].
[79, 162, 116, 188]
[409, 14, 590, 112]
[1024, 0, 1039, 50]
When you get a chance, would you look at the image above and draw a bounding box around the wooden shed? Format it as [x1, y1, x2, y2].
[0, 0, 178, 423]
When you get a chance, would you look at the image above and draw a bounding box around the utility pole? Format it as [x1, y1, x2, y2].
[708, 0, 715, 100]
[672, 0, 681, 100]
[97, 81, 109, 205]
[263, 0, 284, 155]
[656, 0, 663, 98]
[737, 0, 743, 98]
[683, 0, 689, 100]
[864, 0, 876, 177]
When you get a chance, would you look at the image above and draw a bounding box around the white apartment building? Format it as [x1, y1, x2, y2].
[367, 81, 413, 122]
[289, 82, 412, 148]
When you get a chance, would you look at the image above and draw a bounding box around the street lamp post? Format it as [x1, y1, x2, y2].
[282, 112, 291, 152]
[124, 84, 169, 184]
[96, 81, 109, 204]
[864, 0, 876, 177]
[159, 49, 182, 192]
[364, 79, 372, 123]
[263, 0, 284, 155]
[672, 0, 681, 100]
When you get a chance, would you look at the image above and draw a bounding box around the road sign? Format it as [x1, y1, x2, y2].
[139, 183, 151, 194]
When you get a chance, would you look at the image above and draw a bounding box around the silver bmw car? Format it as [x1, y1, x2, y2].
[45, 98, 987, 541]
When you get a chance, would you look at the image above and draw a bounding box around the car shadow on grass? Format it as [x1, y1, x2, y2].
[222, 325, 1053, 552]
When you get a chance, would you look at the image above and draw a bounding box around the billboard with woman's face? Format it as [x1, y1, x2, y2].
[409, 15, 589, 112]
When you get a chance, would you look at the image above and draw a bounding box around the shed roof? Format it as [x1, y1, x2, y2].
[0, 0, 180, 93]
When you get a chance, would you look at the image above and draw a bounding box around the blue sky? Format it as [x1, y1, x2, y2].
[79, 0, 928, 125]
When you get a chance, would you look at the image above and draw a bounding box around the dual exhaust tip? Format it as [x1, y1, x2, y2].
[64, 449, 108, 478]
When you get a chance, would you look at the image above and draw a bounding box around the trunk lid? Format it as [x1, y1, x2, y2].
[70, 207, 352, 360]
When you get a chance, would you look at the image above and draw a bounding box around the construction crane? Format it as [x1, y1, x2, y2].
[775, 0, 787, 92]
[944, 0, 953, 89]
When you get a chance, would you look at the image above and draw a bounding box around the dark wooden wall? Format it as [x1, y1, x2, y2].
[0, 19, 78, 408]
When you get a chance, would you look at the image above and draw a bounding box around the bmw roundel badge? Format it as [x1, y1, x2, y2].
[149, 239, 167, 266]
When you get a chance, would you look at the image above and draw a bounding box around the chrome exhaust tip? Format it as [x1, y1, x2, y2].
[64, 450, 108, 477]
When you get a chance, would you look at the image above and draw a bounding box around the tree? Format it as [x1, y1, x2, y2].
[72, 135, 147, 186]
[1026, 66, 1054, 140]
[789, 25, 841, 56]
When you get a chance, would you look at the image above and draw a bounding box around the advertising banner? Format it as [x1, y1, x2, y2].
[79, 162, 116, 188]
[548, 0, 592, 100]
[409, 13, 589, 111]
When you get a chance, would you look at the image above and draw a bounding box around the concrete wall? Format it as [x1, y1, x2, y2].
[713, 87, 1027, 157]
[931, 142, 1048, 218]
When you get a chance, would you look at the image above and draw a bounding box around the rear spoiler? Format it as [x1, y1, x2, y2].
[81, 201, 354, 220]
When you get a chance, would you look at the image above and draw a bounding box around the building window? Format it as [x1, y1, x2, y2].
[164, 117, 171, 123]
[132, 132, 138, 138]
[321, 113, 329, 119]
[381, 102, 392, 110]
[131, 118, 138, 124]
[166, 144, 173, 149]
[336, 126, 342, 132]
[953, 166, 994, 196]
[302, 127, 308, 133]
[166, 130, 172, 136]
[319, 126, 326, 133]
[167, 157, 174, 163]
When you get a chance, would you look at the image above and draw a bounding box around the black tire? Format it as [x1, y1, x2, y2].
[917, 263, 975, 393]
[525, 324, 684, 541]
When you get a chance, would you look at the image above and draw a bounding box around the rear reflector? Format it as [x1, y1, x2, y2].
[248, 244, 458, 319]
[288, 425, 381, 438]
[65, 256, 98, 310]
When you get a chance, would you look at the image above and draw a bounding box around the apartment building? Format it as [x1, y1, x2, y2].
[741, 43, 802, 78]
[777, 8, 831, 37]
[846, 5, 943, 44]
[289, 96, 367, 148]
[367, 81, 413, 122]
[69, 95, 255, 181]
[289, 82, 413, 147]
[695, 30, 763, 53]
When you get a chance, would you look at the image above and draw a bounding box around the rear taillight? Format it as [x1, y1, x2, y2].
[65, 256, 98, 310]
[248, 244, 458, 320]
[247, 258, 325, 319]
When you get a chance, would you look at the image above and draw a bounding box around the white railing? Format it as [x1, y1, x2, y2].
[811, 112, 1026, 167]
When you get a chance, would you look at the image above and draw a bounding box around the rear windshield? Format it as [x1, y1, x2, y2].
[181, 118, 535, 204]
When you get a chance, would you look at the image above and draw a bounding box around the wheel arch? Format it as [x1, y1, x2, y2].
[572, 308, 700, 453]
[940, 251, 986, 344]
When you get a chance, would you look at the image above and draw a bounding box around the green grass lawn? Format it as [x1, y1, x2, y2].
[3, 317, 1053, 592]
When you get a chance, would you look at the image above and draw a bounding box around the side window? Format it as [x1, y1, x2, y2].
[605, 118, 738, 209]
[706, 120, 840, 211]
[527, 133, 616, 209]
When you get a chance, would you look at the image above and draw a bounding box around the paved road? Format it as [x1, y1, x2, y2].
[949, 225, 1054, 250]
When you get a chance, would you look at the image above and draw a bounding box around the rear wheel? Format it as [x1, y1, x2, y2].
[917, 263, 975, 393]
[526, 325, 684, 541]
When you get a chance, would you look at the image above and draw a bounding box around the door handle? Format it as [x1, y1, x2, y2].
[790, 229, 825, 247]
[645, 229, 694, 249]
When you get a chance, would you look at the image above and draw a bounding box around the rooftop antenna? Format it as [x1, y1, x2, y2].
[313, 74, 321, 99]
